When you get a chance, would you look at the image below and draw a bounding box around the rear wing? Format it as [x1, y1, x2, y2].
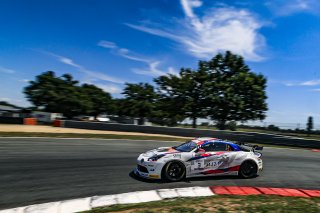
[236, 142, 263, 152]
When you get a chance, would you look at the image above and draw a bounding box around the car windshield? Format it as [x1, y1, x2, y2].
[174, 141, 197, 152]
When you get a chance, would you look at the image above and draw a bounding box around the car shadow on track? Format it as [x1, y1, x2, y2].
[129, 171, 258, 184]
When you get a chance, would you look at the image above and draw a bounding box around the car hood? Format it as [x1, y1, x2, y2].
[142, 147, 178, 157]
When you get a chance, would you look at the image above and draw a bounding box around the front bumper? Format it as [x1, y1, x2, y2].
[134, 168, 161, 179]
[135, 154, 163, 179]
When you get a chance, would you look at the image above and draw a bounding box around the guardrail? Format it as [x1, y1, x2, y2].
[0, 117, 24, 124]
[62, 120, 320, 149]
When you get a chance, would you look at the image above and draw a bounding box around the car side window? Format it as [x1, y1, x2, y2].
[202, 142, 233, 152]
[201, 143, 215, 152]
[213, 143, 227, 151]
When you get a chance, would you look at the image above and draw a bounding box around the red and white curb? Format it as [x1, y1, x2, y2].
[1, 186, 320, 213]
[0, 187, 213, 213]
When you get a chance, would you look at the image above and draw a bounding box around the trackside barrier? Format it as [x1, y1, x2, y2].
[61, 120, 320, 148]
[0, 117, 23, 124]
[1, 186, 320, 213]
[23, 118, 37, 125]
[53, 119, 64, 127]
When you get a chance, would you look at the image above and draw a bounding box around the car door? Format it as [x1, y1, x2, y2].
[190, 142, 236, 175]
[189, 142, 223, 175]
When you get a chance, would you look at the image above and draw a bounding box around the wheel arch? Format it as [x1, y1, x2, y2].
[240, 159, 259, 168]
[161, 159, 186, 180]
[238, 159, 259, 178]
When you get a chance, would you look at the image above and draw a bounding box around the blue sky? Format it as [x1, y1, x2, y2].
[0, 0, 320, 125]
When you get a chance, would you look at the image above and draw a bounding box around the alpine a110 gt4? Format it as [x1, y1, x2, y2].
[134, 137, 263, 181]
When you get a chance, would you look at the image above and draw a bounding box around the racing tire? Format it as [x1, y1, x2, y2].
[238, 160, 258, 178]
[162, 161, 186, 182]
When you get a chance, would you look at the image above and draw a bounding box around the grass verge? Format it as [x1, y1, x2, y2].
[83, 195, 320, 213]
[0, 132, 188, 142]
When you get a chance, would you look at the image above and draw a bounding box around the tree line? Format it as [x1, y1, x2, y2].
[24, 51, 268, 129]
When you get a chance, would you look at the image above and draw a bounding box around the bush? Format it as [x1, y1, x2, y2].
[227, 121, 237, 131]
[267, 124, 280, 131]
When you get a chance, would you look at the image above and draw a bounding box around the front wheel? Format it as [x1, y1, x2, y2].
[238, 161, 258, 178]
[162, 161, 186, 182]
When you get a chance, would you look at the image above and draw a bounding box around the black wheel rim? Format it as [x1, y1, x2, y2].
[242, 162, 256, 176]
[167, 163, 183, 179]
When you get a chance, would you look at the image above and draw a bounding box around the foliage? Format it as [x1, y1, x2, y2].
[120, 83, 158, 125]
[0, 101, 21, 108]
[81, 84, 113, 118]
[267, 124, 280, 131]
[204, 51, 268, 129]
[227, 121, 237, 131]
[24, 51, 268, 127]
[24, 71, 113, 118]
[306, 116, 313, 135]
[154, 62, 209, 128]
[154, 51, 267, 129]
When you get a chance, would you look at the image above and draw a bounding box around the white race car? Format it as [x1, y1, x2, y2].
[134, 137, 263, 181]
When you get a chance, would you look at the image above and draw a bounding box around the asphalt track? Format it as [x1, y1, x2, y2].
[0, 138, 319, 209]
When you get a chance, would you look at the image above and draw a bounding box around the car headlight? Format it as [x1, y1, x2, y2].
[148, 154, 165, 161]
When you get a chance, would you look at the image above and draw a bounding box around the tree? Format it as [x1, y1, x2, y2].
[306, 116, 313, 136]
[121, 83, 158, 125]
[154, 62, 209, 128]
[81, 84, 113, 119]
[205, 51, 268, 129]
[150, 94, 186, 127]
[24, 71, 113, 119]
[0, 101, 21, 108]
[24, 71, 83, 118]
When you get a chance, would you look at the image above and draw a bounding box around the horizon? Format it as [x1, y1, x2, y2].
[1, 0, 320, 124]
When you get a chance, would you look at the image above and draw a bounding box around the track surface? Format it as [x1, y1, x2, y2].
[1, 138, 319, 209]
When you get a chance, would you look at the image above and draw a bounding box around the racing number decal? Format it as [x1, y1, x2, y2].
[191, 159, 222, 170]
[191, 159, 205, 170]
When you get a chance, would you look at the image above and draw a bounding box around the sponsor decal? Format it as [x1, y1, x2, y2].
[200, 165, 240, 175]
[191, 159, 223, 171]
[149, 174, 160, 178]
[206, 161, 223, 168]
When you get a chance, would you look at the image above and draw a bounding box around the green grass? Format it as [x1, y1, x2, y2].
[0, 132, 188, 142]
[83, 195, 320, 213]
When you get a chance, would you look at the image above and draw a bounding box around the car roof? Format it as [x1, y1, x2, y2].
[191, 137, 218, 145]
[192, 137, 241, 151]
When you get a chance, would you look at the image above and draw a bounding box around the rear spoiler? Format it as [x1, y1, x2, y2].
[236, 142, 263, 151]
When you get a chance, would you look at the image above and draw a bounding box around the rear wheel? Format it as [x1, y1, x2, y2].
[162, 161, 185, 182]
[238, 160, 258, 178]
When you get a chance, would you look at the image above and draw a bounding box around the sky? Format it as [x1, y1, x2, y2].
[0, 0, 320, 126]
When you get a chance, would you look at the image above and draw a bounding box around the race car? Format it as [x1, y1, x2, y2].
[134, 137, 263, 181]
